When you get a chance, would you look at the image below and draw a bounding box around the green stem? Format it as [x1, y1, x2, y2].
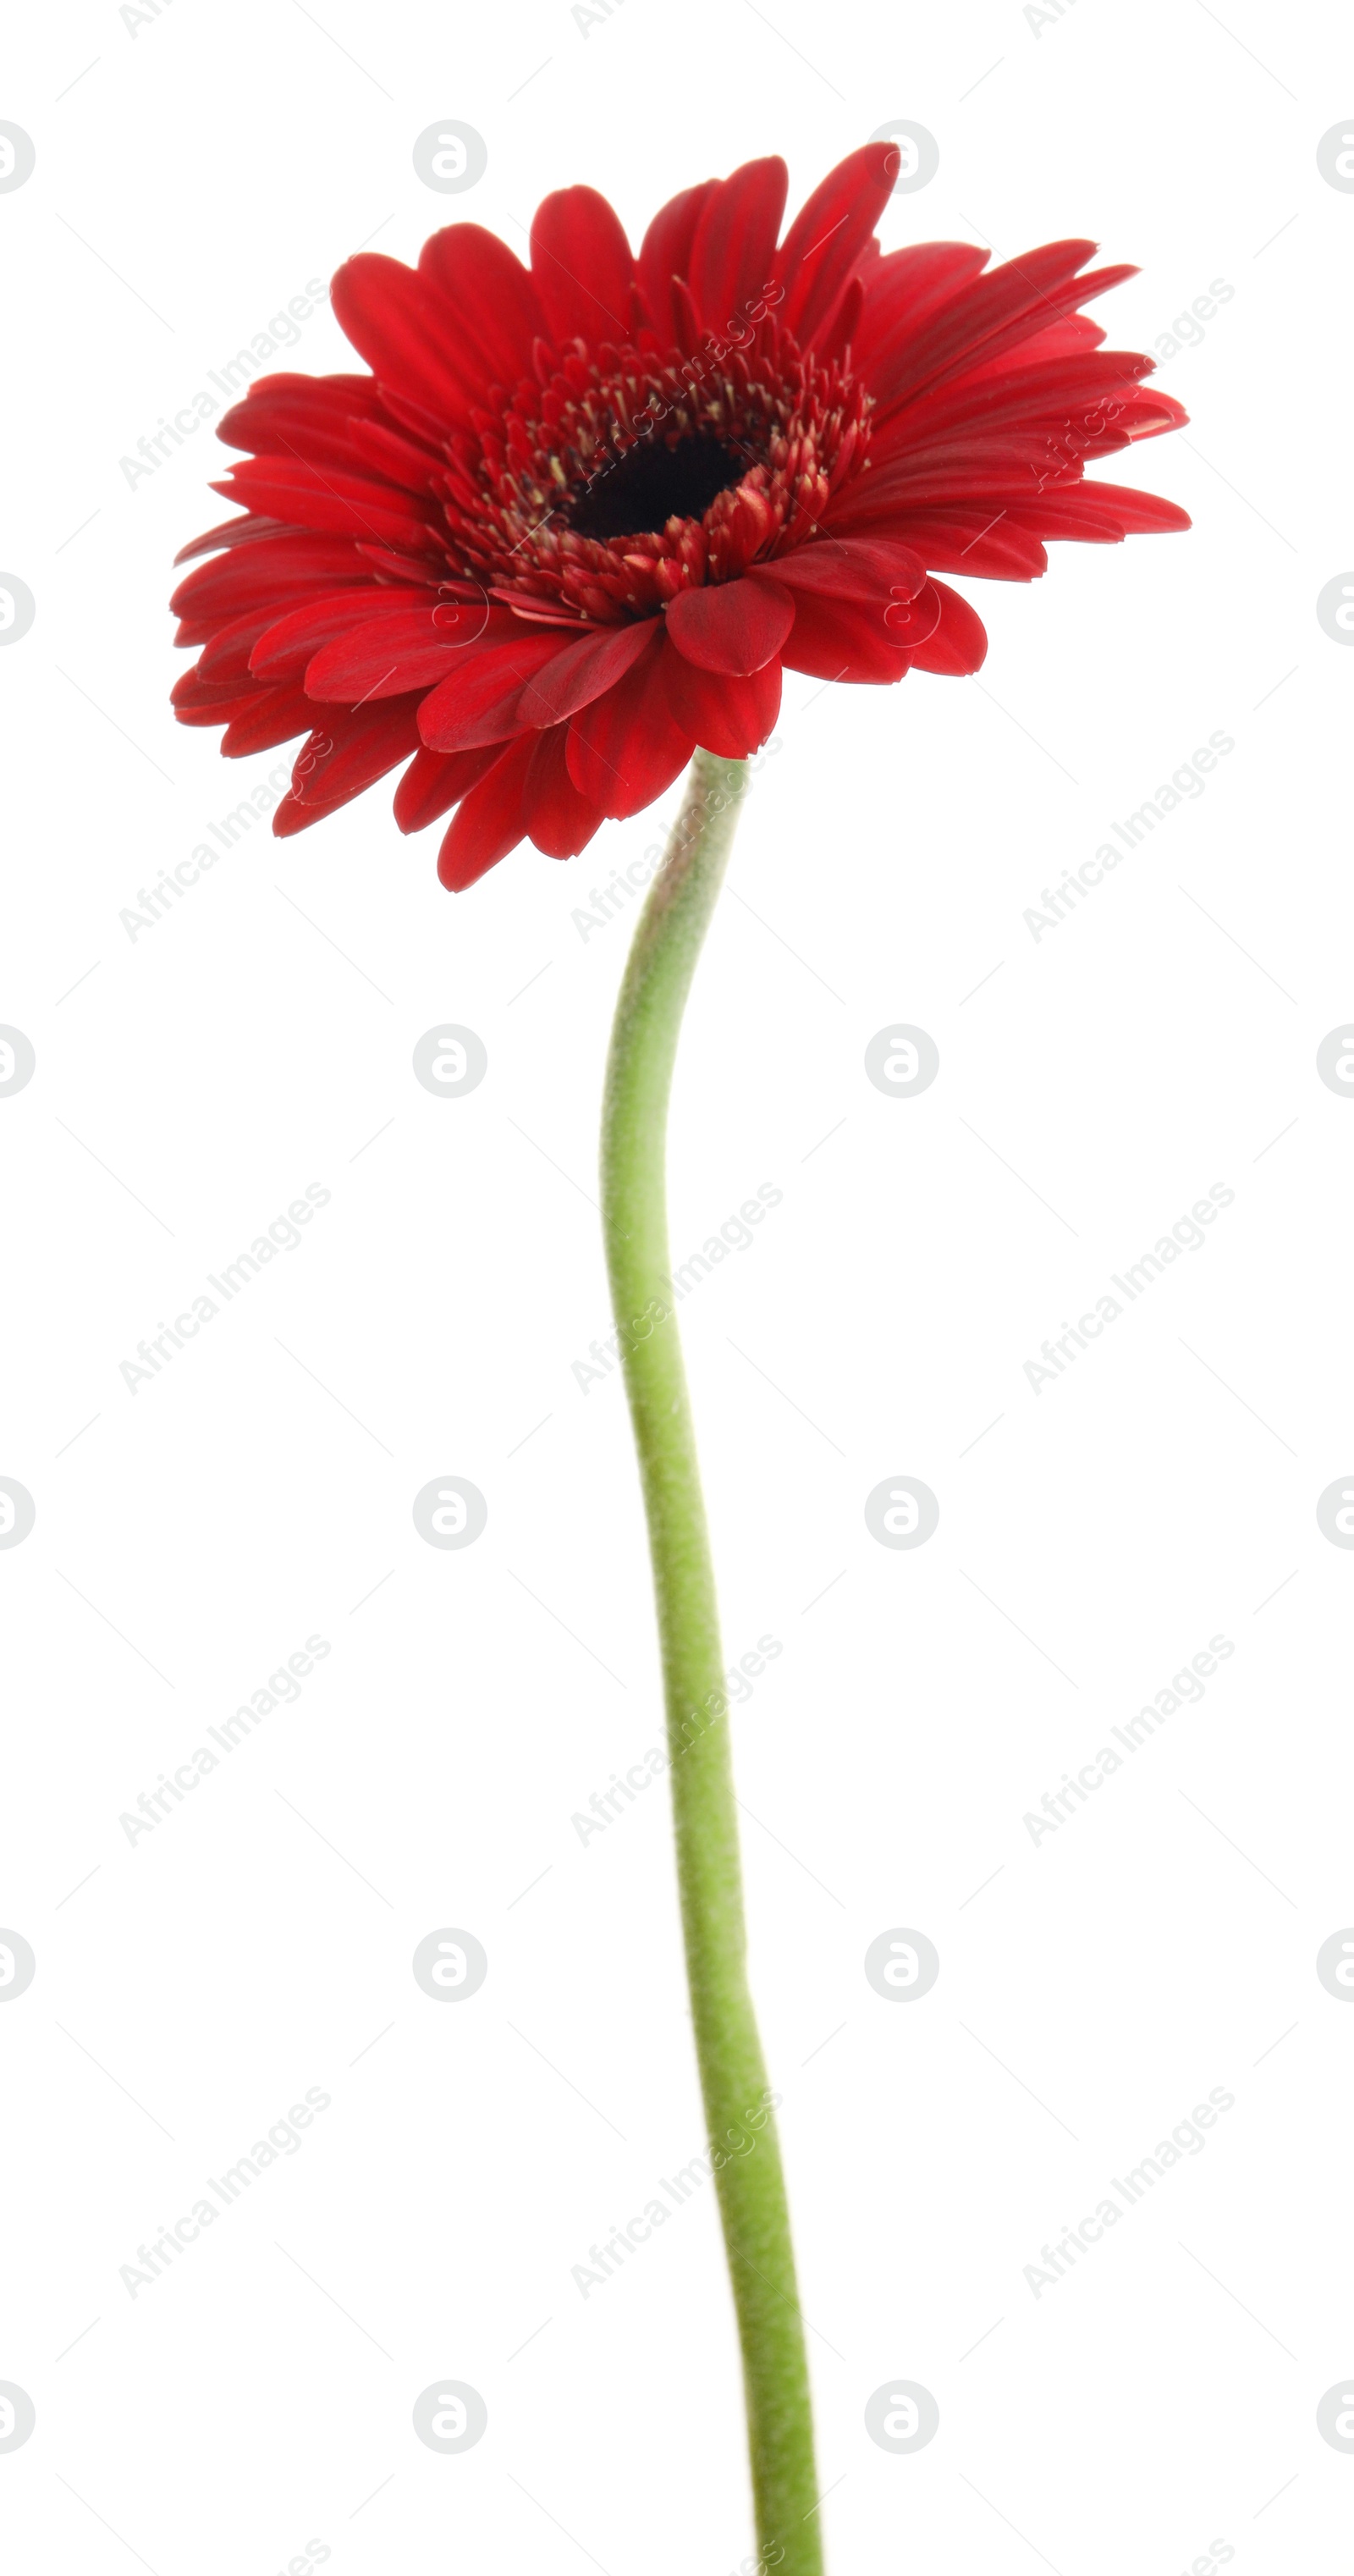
[600, 749, 822, 2574]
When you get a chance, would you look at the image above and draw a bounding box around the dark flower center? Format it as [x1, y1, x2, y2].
[567, 432, 750, 541]
[443, 330, 872, 623]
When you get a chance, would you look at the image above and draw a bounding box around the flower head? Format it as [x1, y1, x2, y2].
[171, 146, 1188, 890]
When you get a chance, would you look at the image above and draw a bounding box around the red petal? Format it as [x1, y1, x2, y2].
[417, 631, 569, 749]
[170, 535, 367, 623]
[355, 543, 446, 585]
[852, 244, 991, 373]
[668, 276, 704, 362]
[217, 371, 389, 466]
[173, 511, 294, 565]
[999, 313, 1108, 365]
[211, 412, 372, 488]
[872, 245, 1136, 418]
[750, 536, 928, 610]
[815, 274, 864, 369]
[305, 605, 521, 702]
[867, 238, 1096, 394]
[222, 684, 315, 755]
[825, 500, 1049, 580]
[172, 673, 261, 725]
[663, 648, 781, 758]
[417, 224, 547, 388]
[330, 254, 482, 430]
[290, 698, 424, 810]
[1119, 390, 1190, 440]
[835, 450, 1079, 513]
[522, 725, 605, 858]
[778, 592, 912, 685]
[688, 157, 788, 337]
[868, 351, 1155, 461]
[564, 628, 695, 819]
[1039, 480, 1192, 535]
[905, 582, 988, 676]
[637, 180, 718, 344]
[212, 458, 437, 553]
[198, 608, 279, 683]
[514, 620, 654, 726]
[771, 144, 899, 349]
[879, 579, 942, 653]
[393, 743, 504, 832]
[665, 576, 794, 676]
[1003, 494, 1138, 543]
[438, 735, 536, 890]
[530, 187, 634, 346]
[272, 792, 348, 839]
[375, 385, 465, 448]
[250, 587, 428, 682]
[343, 416, 448, 493]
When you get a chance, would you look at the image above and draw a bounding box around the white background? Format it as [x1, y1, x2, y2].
[3, 3, 1351, 2571]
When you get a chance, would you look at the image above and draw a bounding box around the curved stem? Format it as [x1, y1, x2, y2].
[600, 749, 823, 2574]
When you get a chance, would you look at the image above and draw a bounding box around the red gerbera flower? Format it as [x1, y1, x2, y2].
[170, 144, 1189, 891]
